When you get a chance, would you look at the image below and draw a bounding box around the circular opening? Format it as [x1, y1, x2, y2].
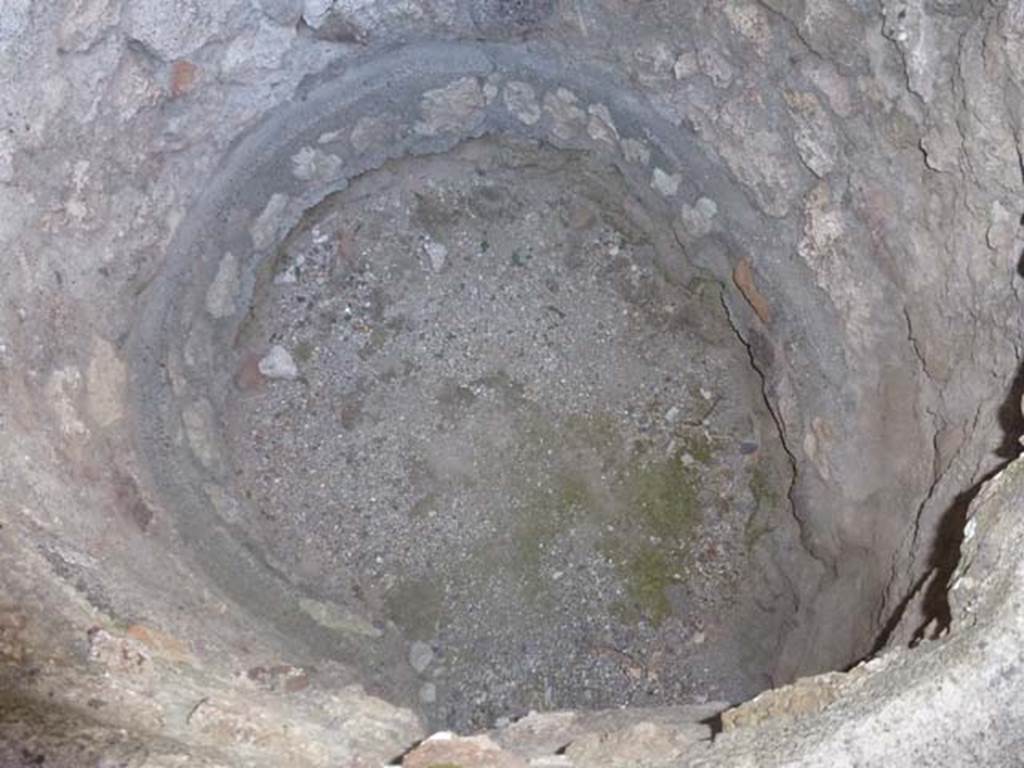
[130, 46, 833, 737]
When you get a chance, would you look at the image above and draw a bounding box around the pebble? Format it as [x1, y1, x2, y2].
[680, 197, 719, 238]
[258, 345, 299, 380]
[409, 640, 435, 674]
[651, 167, 682, 197]
[420, 682, 438, 704]
[424, 240, 448, 272]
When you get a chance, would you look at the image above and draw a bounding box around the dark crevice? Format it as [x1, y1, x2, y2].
[995, 360, 1024, 461]
[702, 710, 725, 739]
[863, 569, 933, 658]
[919, 356, 1024, 637]
[717, 288, 833, 574]
[866, 357, 1024, 656]
[388, 736, 426, 766]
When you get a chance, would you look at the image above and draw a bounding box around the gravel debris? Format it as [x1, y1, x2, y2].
[223, 138, 792, 732]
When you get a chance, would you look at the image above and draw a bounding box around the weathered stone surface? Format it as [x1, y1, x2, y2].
[251, 194, 291, 251]
[679, 197, 718, 238]
[259, 0, 303, 26]
[695, 92, 810, 218]
[349, 114, 394, 152]
[290, 146, 342, 181]
[504, 81, 542, 125]
[797, 182, 883, 354]
[783, 90, 839, 178]
[0, 133, 14, 184]
[721, 672, 848, 731]
[697, 43, 735, 88]
[586, 103, 618, 146]
[777, 0, 869, 70]
[631, 41, 676, 87]
[46, 366, 88, 438]
[303, 0, 443, 41]
[204, 252, 240, 319]
[0, 0, 31, 41]
[58, 0, 120, 52]
[564, 720, 710, 766]
[493, 705, 720, 762]
[882, 0, 940, 104]
[403, 733, 528, 768]
[416, 77, 486, 136]
[222, 21, 295, 75]
[182, 398, 223, 472]
[621, 138, 651, 166]
[651, 167, 681, 197]
[543, 87, 586, 141]
[124, 0, 232, 60]
[86, 336, 127, 427]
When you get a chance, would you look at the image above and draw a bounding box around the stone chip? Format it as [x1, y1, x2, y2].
[259, 345, 299, 380]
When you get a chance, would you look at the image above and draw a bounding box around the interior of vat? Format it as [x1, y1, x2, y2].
[5, 4, 1024, 763]
[218, 135, 800, 730]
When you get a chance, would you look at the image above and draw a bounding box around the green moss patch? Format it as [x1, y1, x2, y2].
[601, 453, 702, 626]
[629, 455, 701, 545]
[385, 579, 445, 641]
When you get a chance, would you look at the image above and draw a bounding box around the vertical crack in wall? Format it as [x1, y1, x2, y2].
[717, 289, 831, 574]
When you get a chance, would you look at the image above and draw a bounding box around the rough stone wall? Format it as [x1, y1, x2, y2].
[1, 0, 1024, 765]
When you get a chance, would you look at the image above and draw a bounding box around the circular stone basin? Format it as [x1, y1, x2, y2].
[222, 137, 792, 730]
[130, 44, 818, 737]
